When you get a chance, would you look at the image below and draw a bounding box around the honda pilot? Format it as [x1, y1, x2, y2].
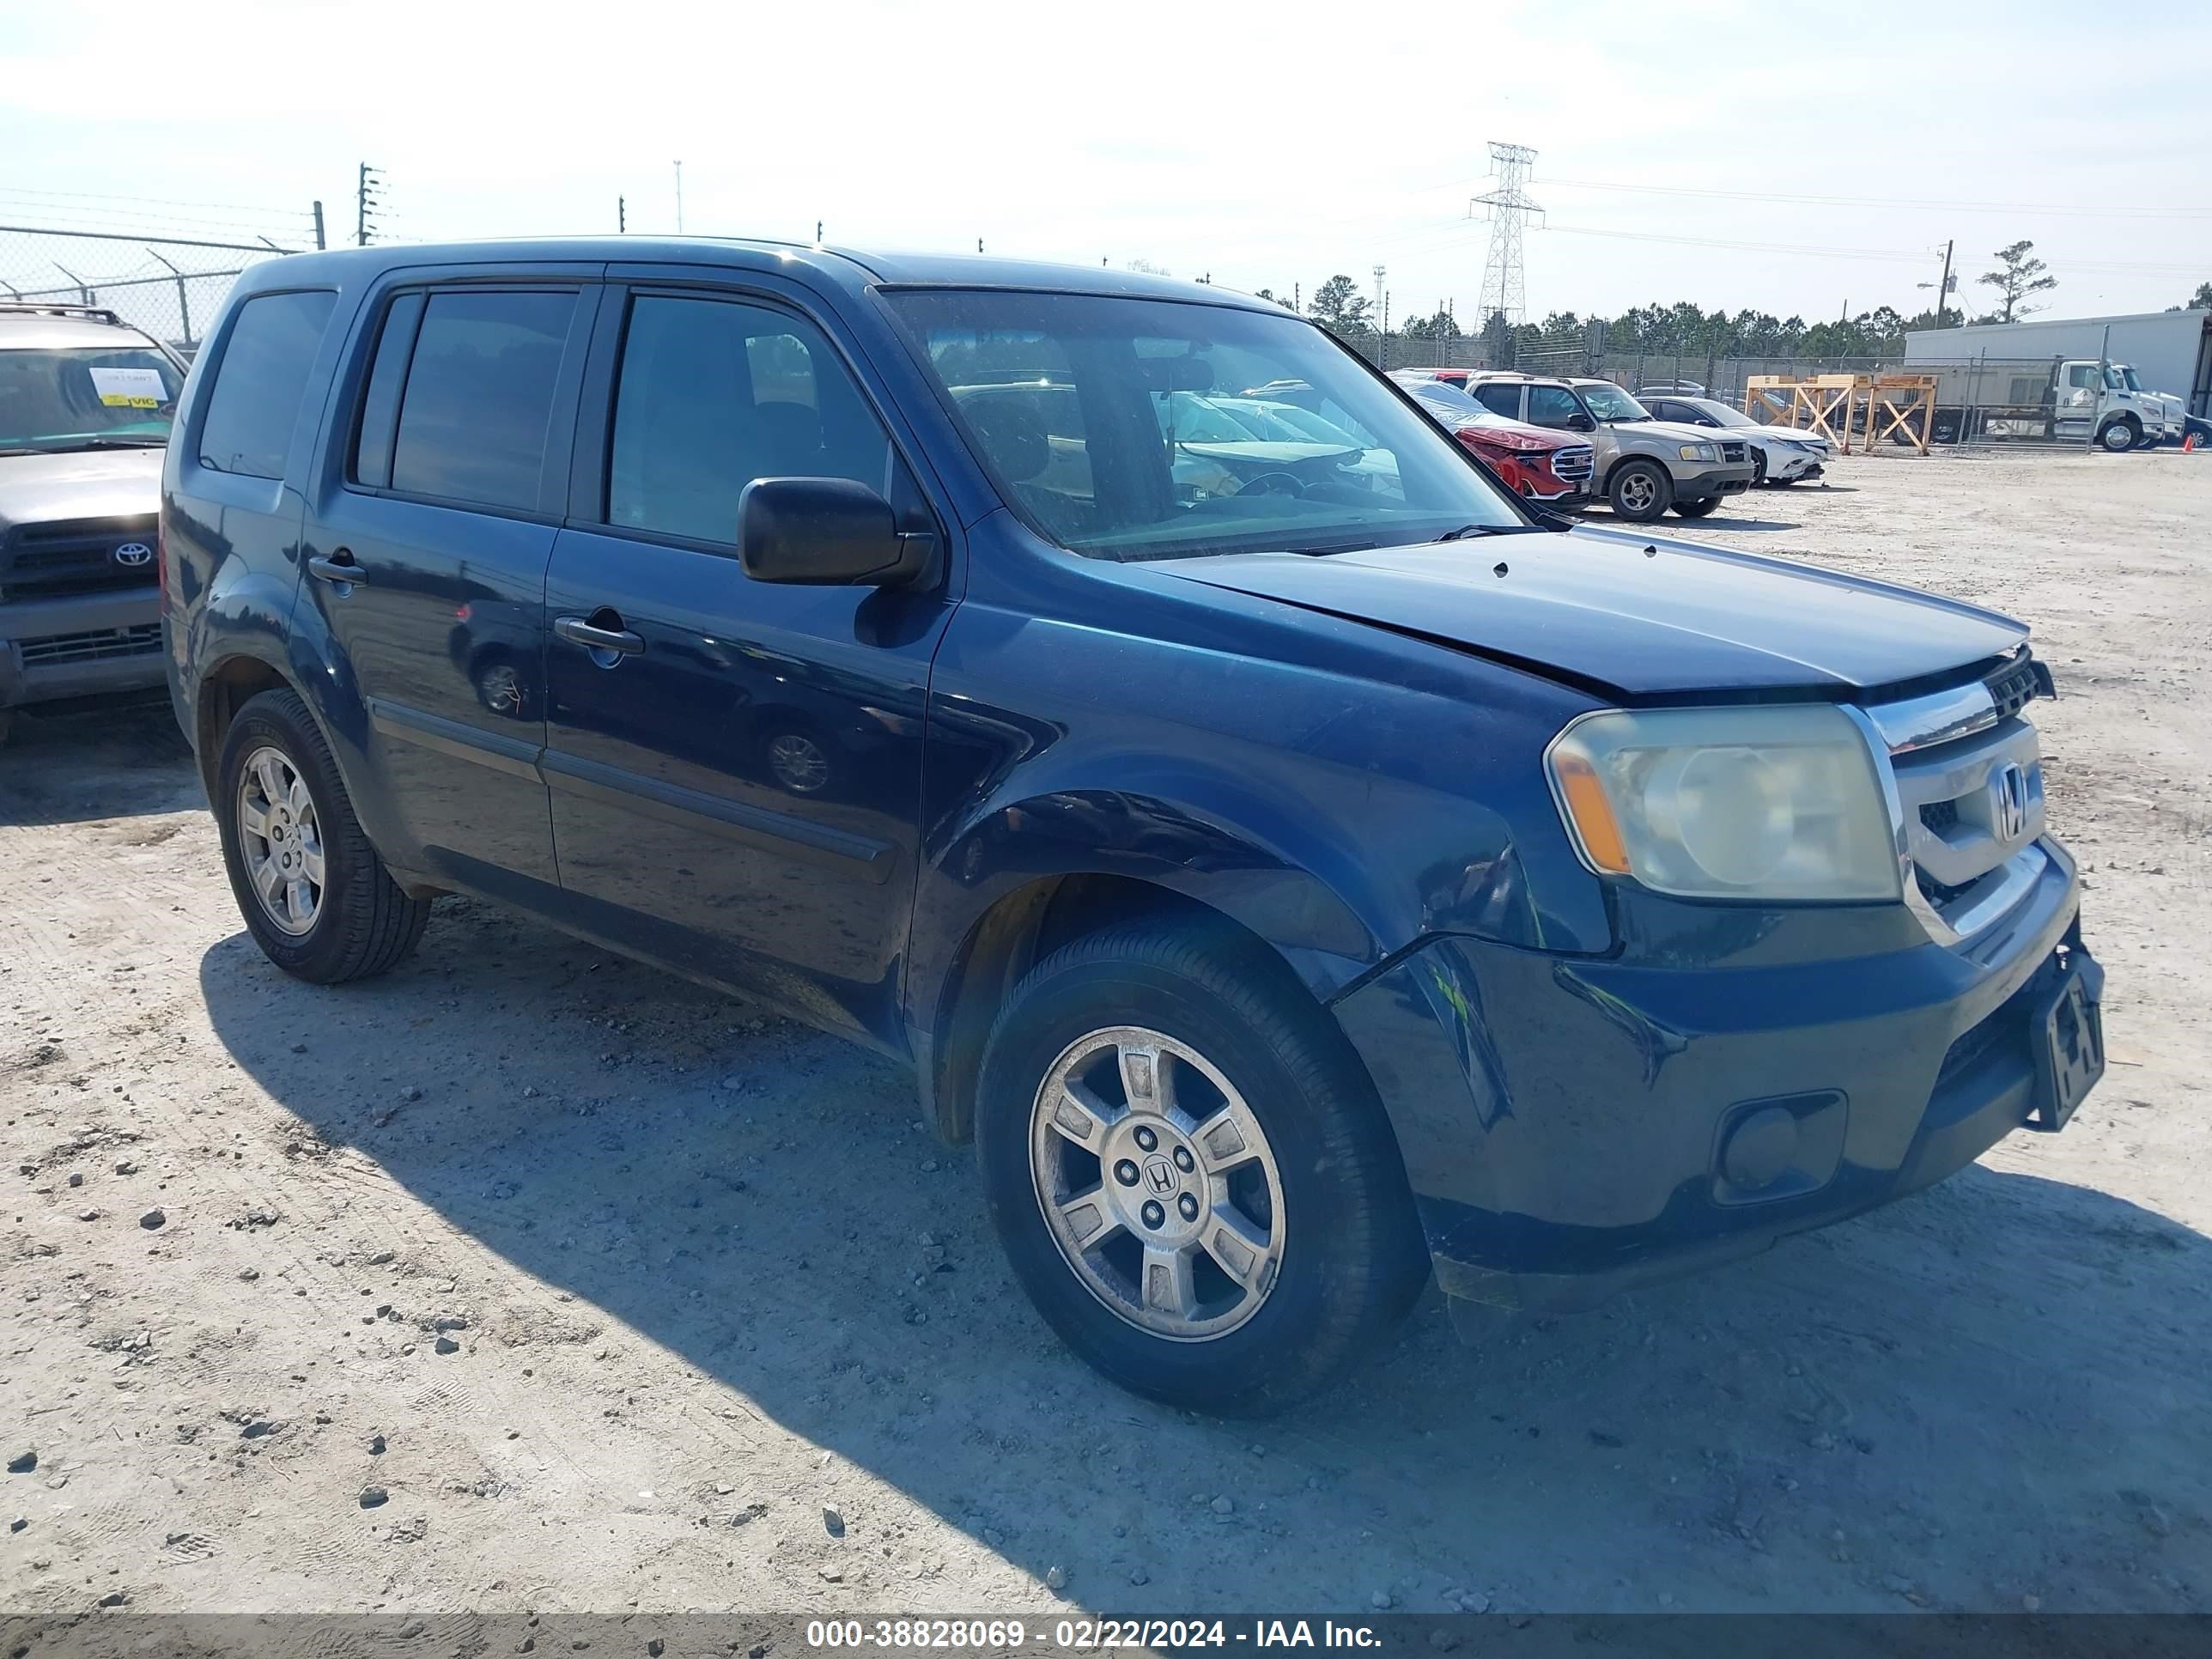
[163, 242, 2104, 1413]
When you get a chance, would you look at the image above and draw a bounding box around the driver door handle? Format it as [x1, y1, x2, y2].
[555, 613, 645, 656]
[307, 550, 368, 586]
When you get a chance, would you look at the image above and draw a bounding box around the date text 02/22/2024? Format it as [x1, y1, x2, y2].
[800, 1619, 1385, 1650]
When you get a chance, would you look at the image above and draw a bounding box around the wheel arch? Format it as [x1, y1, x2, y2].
[915, 834, 1383, 1149]
[192, 652, 301, 800]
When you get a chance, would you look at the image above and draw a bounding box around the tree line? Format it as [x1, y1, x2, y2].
[1244, 241, 2211, 364]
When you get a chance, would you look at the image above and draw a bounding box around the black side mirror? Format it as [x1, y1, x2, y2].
[1565, 412, 1596, 433]
[738, 477, 931, 586]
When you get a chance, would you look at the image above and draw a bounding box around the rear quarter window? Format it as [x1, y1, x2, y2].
[197, 290, 339, 479]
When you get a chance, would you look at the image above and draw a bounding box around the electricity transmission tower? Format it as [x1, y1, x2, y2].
[1469, 143, 1540, 331]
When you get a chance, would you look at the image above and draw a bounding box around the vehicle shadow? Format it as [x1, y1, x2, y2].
[0, 697, 199, 827]
[197, 900, 2210, 1614]
[1577, 508, 1802, 532]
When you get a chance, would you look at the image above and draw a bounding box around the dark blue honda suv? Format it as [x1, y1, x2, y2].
[163, 240, 2104, 1413]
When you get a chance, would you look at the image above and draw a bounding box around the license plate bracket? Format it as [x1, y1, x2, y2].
[2028, 948, 2105, 1133]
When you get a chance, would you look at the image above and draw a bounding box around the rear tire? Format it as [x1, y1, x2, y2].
[1673, 496, 1722, 518]
[215, 688, 429, 984]
[1607, 459, 1673, 522]
[975, 922, 1426, 1415]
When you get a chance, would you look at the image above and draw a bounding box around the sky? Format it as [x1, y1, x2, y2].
[4, 0, 2208, 327]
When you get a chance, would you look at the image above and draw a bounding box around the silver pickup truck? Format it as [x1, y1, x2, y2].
[0, 303, 183, 744]
[1468, 373, 1758, 522]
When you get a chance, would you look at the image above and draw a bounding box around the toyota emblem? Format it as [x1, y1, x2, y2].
[1989, 762, 2030, 843]
[112, 542, 155, 568]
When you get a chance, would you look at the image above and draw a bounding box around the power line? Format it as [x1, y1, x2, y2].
[1536, 176, 2212, 222]
[1540, 222, 2212, 276]
[0, 184, 312, 222]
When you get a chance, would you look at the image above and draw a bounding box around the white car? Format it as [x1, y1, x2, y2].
[1640, 393, 1833, 485]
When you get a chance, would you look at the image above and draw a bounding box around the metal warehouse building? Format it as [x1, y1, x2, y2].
[1905, 309, 2212, 417]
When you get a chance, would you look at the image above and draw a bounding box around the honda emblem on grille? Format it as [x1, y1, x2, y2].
[112, 542, 154, 568]
[1990, 762, 2030, 842]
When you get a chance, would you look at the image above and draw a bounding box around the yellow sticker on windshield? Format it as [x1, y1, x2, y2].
[88, 365, 167, 410]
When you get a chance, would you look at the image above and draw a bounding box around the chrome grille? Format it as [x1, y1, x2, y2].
[1872, 695, 2049, 942]
[1551, 445, 1594, 481]
[1718, 440, 1749, 465]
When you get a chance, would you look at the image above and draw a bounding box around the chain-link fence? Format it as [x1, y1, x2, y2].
[0, 226, 303, 354]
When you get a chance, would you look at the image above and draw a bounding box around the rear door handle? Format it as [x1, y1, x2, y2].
[307, 551, 367, 587]
[555, 614, 645, 657]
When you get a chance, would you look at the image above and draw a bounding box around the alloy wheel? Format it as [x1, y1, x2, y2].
[1029, 1025, 1285, 1341]
[236, 744, 325, 937]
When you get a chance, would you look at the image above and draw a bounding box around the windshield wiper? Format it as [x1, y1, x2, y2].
[64, 435, 167, 450]
[1434, 523, 1516, 541]
[1284, 540, 1379, 556]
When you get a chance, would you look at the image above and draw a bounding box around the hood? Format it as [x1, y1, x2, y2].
[1749, 424, 1831, 446]
[1619, 419, 1738, 447]
[0, 447, 164, 537]
[1462, 416, 1579, 450]
[1155, 523, 2027, 699]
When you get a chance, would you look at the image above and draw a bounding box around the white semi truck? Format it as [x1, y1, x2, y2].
[1904, 310, 2210, 451]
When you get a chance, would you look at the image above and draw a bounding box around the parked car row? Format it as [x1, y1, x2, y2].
[1394, 369, 1766, 522]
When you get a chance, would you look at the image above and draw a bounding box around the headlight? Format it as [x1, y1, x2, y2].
[1678, 443, 1719, 463]
[1547, 705, 1900, 901]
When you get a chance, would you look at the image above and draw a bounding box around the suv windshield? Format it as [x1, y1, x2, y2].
[1577, 381, 1652, 422]
[0, 345, 182, 452]
[890, 291, 1524, 559]
[1692, 399, 1757, 428]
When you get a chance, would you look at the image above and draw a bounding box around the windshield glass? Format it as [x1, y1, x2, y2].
[1577, 381, 1650, 422]
[2118, 366, 2143, 392]
[890, 291, 1523, 560]
[1693, 400, 1757, 428]
[0, 345, 182, 451]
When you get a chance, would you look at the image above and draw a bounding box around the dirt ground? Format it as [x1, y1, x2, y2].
[3, 447, 2208, 1620]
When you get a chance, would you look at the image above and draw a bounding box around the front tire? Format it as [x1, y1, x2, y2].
[2099, 417, 2140, 453]
[975, 923, 1425, 1414]
[215, 688, 429, 983]
[1607, 459, 1674, 522]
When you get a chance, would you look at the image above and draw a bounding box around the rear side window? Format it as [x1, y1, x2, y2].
[197, 290, 337, 478]
[381, 290, 576, 512]
[1472, 382, 1521, 418]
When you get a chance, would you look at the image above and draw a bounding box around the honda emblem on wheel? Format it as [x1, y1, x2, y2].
[1142, 1154, 1176, 1195]
[112, 542, 154, 567]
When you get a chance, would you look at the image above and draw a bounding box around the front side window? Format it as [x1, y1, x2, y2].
[198, 290, 337, 478]
[1525, 386, 1585, 428]
[1575, 382, 1650, 422]
[608, 295, 896, 544]
[890, 291, 1522, 561]
[0, 343, 185, 453]
[387, 289, 576, 512]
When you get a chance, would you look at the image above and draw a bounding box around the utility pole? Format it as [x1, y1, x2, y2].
[1469, 142, 1540, 340]
[673, 161, 684, 233]
[356, 164, 383, 246]
[1936, 239, 1954, 328]
[618, 196, 626, 234]
[311, 201, 325, 251]
[1381, 289, 1391, 370]
[1293, 282, 1300, 313]
[817, 220, 823, 243]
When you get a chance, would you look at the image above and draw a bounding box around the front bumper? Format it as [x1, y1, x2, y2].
[2, 587, 164, 710]
[1333, 837, 2094, 1311]
[1765, 447, 1827, 481]
[1672, 464, 1755, 500]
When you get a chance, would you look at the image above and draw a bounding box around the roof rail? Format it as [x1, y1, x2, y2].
[0, 301, 127, 326]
